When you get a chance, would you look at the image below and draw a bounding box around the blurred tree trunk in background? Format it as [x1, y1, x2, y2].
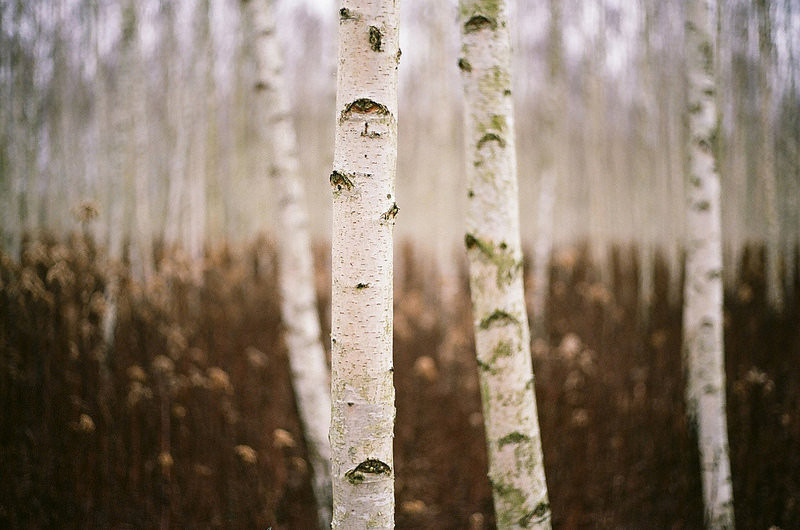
[635, 0, 657, 326]
[244, 0, 332, 527]
[161, 0, 189, 255]
[756, 0, 782, 311]
[329, 0, 399, 527]
[186, 0, 212, 266]
[124, 0, 154, 284]
[683, 0, 735, 527]
[458, 0, 551, 527]
[531, 0, 563, 340]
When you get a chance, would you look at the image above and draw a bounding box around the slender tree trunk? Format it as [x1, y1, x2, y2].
[756, 0, 782, 311]
[531, 0, 563, 339]
[684, 1, 735, 527]
[125, 0, 154, 284]
[245, 1, 332, 527]
[458, 1, 551, 528]
[329, 1, 399, 528]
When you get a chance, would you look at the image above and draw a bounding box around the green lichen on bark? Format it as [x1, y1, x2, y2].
[491, 478, 532, 527]
[458, 57, 473, 72]
[476, 358, 495, 374]
[479, 310, 518, 329]
[477, 132, 506, 150]
[460, 0, 502, 22]
[498, 431, 530, 448]
[491, 340, 513, 360]
[478, 66, 511, 96]
[464, 233, 522, 287]
[464, 15, 497, 33]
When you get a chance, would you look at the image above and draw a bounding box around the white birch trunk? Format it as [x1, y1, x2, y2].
[458, 1, 551, 527]
[330, 1, 399, 527]
[245, 1, 332, 527]
[684, 2, 735, 527]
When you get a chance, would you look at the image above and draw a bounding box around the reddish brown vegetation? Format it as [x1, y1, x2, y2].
[1, 237, 798, 528]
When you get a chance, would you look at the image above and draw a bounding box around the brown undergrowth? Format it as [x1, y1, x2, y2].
[1, 236, 798, 528]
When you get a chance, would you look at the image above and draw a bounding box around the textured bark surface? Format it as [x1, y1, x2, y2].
[246, 1, 333, 527]
[684, 2, 736, 528]
[458, 1, 551, 528]
[330, 1, 399, 528]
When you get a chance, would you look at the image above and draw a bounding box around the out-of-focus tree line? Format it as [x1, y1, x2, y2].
[1, 0, 798, 294]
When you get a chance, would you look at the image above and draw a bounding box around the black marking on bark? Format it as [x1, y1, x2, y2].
[345, 459, 391, 484]
[476, 359, 492, 372]
[464, 15, 496, 33]
[347, 401, 354, 406]
[361, 122, 381, 138]
[356, 282, 370, 290]
[694, 200, 711, 211]
[477, 132, 506, 149]
[341, 99, 390, 122]
[396, 48, 402, 64]
[467, 189, 475, 198]
[498, 431, 530, 448]
[464, 233, 487, 254]
[458, 57, 472, 72]
[504, 88, 512, 96]
[254, 81, 269, 91]
[369, 26, 382, 52]
[330, 171, 354, 191]
[480, 310, 518, 330]
[381, 203, 399, 221]
[520, 503, 551, 526]
[707, 269, 722, 280]
[339, 7, 357, 20]
[697, 138, 713, 154]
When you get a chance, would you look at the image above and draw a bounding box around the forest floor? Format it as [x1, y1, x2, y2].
[1, 235, 798, 529]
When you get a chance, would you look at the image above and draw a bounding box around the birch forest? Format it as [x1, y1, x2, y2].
[1, 0, 799, 527]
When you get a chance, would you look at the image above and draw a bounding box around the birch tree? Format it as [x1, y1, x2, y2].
[329, 1, 399, 527]
[531, 0, 563, 339]
[458, 1, 551, 527]
[684, 0, 735, 527]
[243, 0, 332, 527]
[756, 0, 782, 311]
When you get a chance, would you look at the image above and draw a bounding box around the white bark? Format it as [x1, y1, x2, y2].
[246, 1, 332, 527]
[458, 1, 551, 528]
[684, 1, 735, 527]
[330, 1, 399, 527]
